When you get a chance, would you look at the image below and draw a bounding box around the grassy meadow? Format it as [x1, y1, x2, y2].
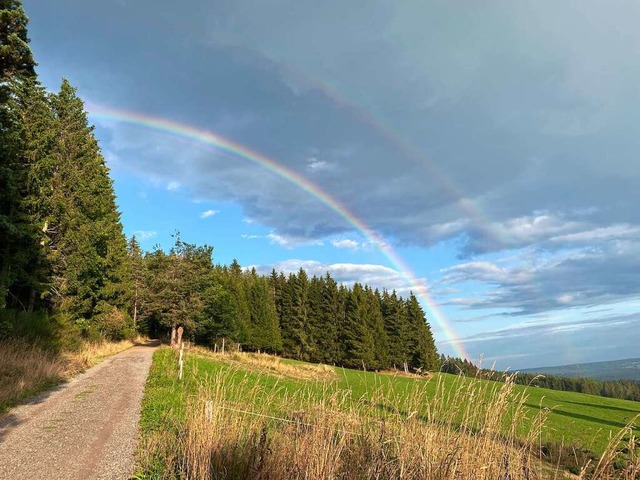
[136, 347, 640, 479]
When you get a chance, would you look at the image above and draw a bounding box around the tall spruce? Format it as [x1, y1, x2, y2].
[405, 292, 438, 371]
[1, 79, 54, 311]
[368, 288, 389, 370]
[48, 79, 129, 331]
[343, 283, 376, 369]
[0, 0, 37, 308]
[316, 273, 340, 364]
[279, 270, 309, 360]
[246, 269, 282, 353]
[0, 0, 35, 85]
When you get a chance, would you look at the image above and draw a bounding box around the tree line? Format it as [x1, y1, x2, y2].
[132, 235, 439, 372]
[440, 355, 640, 402]
[0, 1, 439, 372]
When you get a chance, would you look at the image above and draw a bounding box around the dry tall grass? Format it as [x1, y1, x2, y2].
[0, 338, 137, 413]
[140, 351, 640, 480]
[191, 347, 335, 381]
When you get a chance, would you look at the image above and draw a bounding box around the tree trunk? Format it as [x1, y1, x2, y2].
[133, 299, 137, 332]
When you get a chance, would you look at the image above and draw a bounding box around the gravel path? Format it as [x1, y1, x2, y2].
[0, 342, 158, 480]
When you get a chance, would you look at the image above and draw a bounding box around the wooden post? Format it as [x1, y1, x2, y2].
[179, 342, 184, 380]
[222, 337, 225, 354]
[177, 326, 184, 348]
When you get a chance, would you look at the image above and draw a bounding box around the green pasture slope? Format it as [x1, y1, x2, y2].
[141, 348, 640, 459]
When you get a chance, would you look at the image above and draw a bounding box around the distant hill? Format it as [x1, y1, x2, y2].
[522, 358, 640, 381]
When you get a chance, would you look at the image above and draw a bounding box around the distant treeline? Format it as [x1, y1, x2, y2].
[514, 372, 640, 402]
[134, 236, 439, 371]
[439, 356, 640, 402]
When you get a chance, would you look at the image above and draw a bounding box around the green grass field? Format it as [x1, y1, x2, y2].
[138, 347, 640, 478]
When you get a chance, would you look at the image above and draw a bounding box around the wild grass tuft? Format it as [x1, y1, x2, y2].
[0, 338, 138, 414]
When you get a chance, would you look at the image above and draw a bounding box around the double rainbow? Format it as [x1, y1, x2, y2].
[88, 103, 469, 359]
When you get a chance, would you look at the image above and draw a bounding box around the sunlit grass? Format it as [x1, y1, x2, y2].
[137, 348, 640, 479]
[0, 338, 139, 414]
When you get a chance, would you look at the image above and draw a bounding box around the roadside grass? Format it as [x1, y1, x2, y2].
[0, 338, 139, 415]
[136, 348, 640, 479]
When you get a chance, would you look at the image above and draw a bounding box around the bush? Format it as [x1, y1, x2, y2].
[0, 309, 56, 343]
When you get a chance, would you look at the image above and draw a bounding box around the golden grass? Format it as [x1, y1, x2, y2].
[0, 338, 138, 413]
[190, 347, 336, 381]
[140, 350, 640, 480]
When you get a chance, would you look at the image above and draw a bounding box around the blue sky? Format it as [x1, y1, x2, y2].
[24, 0, 640, 369]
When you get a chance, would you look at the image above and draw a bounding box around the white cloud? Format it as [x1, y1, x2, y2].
[267, 233, 324, 249]
[331, 238, 361, 250]
[167, 181, 180, 191]
[306, 157, 335, 172]
[200, 209, 220, 219]
[249, 259, 426, 297]
[133, 230, 157, 241]
[550, 224, 640, 244]
[239, 232, 324, 248]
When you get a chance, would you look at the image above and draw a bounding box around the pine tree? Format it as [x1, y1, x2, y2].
[382, 290, 413, 368]
[0, 0, 36, 86]
[1, 79, 54, 310]
[246, 271, 282, 353]
[316, 272, 340, 364]
[279, 270, 309, 359]
[143, 235, 212, 343]
[367, 287, 389, 370]
[405, 293, 438, 371]
[47, 79, 130, 334]
[0, 0, 37, 308]
[342, 283, 376, 369]
[305, 274, 323, 362]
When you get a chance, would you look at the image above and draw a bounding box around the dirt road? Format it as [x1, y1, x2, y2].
[0, 342, 157, 479]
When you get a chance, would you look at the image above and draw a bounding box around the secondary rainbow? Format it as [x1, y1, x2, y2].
[88, 103, 469, 359]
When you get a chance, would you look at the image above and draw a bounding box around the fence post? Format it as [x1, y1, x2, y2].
[179, 342, 184, 380]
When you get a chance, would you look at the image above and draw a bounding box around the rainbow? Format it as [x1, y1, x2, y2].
[87, 103, 469, 359]
[213, 44, 501, 246]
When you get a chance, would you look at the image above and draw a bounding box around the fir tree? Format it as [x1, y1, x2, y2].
[0, 0, 37, 307]
[246, 271, 282, 353]
[367, 287, 389, 370]
[279, 270, 309, 359]
[48, 79, 130, 331]
[0, 0, 36, 85]
[342, 283, 376, 369]
[1, 79, 53, 310]
[405, 293, 438, 371]
[316, 272, 340, 364]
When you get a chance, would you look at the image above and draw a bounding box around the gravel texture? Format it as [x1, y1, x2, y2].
[0, 342, 157, 480]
